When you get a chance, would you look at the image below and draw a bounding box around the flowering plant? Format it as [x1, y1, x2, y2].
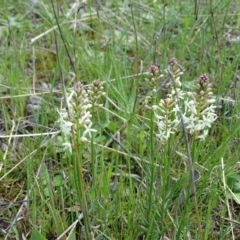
[58, 80, 105, 153]
[148, 59, 217, 144]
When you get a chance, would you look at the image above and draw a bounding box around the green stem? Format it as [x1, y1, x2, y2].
[72, 134, 92, 240]
[147, 112, 156, 218]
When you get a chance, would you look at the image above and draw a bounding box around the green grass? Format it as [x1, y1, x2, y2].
[1, 0, 240, 239]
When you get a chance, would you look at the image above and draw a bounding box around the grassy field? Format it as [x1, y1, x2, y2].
[1, 0, 240, 239]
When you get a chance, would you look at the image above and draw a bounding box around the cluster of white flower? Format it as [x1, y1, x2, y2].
[58, 81, 104, 153]
[151, 59, 217, 144]
[152, 98, 180, 142]
[183, 74, 217, 140]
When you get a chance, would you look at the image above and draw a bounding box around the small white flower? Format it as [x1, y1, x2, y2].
[197, 129, 209, 140]
[183, 114, 199, 134]
[172, 104, 180, 116]
[201, 105, 216, 115]
[58, 111, 73, 137]
[62, 142, 73, 154]
[82, 122, 97, 139]
[185, 99, 197, 115]
[199, 111, 217, 128]
[79, 111, 91, 125]
[175, 78, 182, 88]
[67, 90, 75, 103]
[207, 98, 215, 104]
